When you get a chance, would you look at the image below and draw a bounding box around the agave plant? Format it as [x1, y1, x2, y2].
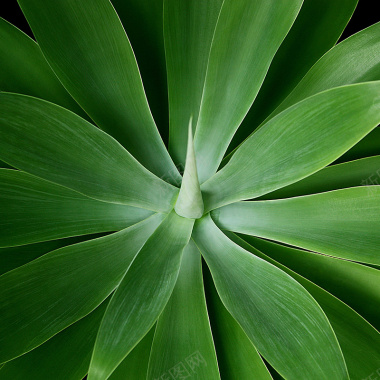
[0, 0, 379, 379]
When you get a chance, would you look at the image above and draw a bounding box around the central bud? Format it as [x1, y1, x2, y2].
[174, 118, 204, 219]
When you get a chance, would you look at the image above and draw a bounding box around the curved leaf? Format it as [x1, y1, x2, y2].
[17, 0, 179, 179]
[148, 241, 220, 379]
[0, 299, 108, 380]
[244, 235, 380, 330]
[213, 187, 380, 265]
[193, 0, 303, 182]
[260, 155, 380, 199]
[203, 263, 272, 380]
[108, 327, 155, 380]
[230, 233, 380, 380]
[111, 0, 169, 141]
[0, 17, 85, 118]
[0, 93, 178, 212]
[202, 82, 380, 210]
[231, 0, 358, 148]
[164, 0, 223, 165]
[192, 215, 348, 379]
[0, 214, 164, 363]
[89, 211, 194, 380]
[0, 234, 106, 276]
[0, 169, 152, 247]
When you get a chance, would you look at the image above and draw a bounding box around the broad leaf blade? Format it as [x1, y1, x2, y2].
[164, 0, 223, 166]
[244, 235, 380, 330]
[0, 234, 106, 276]
[88, 211, 194, 380]
[203, 264, 272, 380]
[193, 0, 303, 182]
[202, 82, 380, 210]
[147, 241, 220, 379]
[192, 215, 348, 379]
[0, 214, 163, 363]
[230, 233, 380, 380]
[232, 0, 358, 147]
[0, 300, 108, 380]
[109, 327, 155, 380]
[17, 0, 179, 179]
[260, 156, 380, 199]
[111, 0, 169, 142]
[0, 93, 178, 213]
[0, 169, 152, 247]
[0, 17, 85, 118]
[213, 187, 380, 265]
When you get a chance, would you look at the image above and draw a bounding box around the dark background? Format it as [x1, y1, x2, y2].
[1, 0, 379, 42]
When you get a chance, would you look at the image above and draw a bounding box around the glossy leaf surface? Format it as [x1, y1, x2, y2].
[202, 82, 380, 210]
[148, 241, 220, 379]
[193, 215, 348, 379]
[0, 93, 177, 212]
[17, 0, 179, 179]
[213, 187, 380, 264]
[89, 211, 194, 380]
[0, 169, 152, 247]
[0, 214, 163, 363]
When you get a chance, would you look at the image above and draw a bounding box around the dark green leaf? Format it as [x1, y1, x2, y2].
[192, 215, 348, 379]
[17, 0, 179, 179]
[0, 169, 152, 247]
[89, 211, 194, 380]
[148, 241, 220, 379]
[0, 214, 163, 363]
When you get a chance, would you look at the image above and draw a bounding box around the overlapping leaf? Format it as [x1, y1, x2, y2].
[193, 215, 348, 379]
[148, 241, 219, 379]
[0, 93, 177, 212]
[89, 211, 194, 380]
[193, 0, 303, 182]
[0, 214, 163, 363]
[0, 169, 152, 247]
[213, 187, 380, 265]
[17, 0, 179, 179]
[202, 82, 380, 210]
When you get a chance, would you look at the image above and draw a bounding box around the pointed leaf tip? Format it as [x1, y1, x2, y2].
[175, 117, 204, 219]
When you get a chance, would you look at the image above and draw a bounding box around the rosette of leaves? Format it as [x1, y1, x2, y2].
[0, 0, 379, 379]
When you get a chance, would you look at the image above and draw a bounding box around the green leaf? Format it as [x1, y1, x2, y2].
[203, 264, 272, 380]
[260, 155, 380, 199]
[202, 82, 380, 210]
[0, 234, 106, 276]
[192, 215, 348, 379]
[109, 327, 155, 380]
[0, 169, 152, 247]
[244, 235, 380, 330]
[164, 0, 223, 166]
[271, 22, 380, 119]
[230, 233, 380, 380]
[213, 187, 380, 265]
[111, 0, 169, 142]
[193, 0, 303, 182]
[0, 17, 85, 118]
[17, 0, 179, 180]
[148, 241, 219, 379]
[89, 211, 194, 380]
[174, 120, 204, 219]
[0, 214, 163, 363]
[231, 0, 358, 148]
[0, 93, 178, 213]
[0, 299, 108, 380]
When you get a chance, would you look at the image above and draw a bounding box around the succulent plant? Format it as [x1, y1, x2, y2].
[0, 1, 379, 379]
